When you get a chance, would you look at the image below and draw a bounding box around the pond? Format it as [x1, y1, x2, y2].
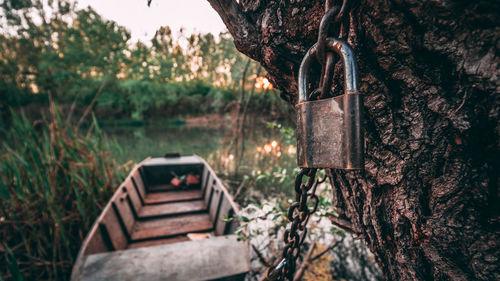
[103, 114, 299, 200]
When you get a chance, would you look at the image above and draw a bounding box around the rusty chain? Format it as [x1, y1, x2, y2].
[262, 1, 352, 280]
[264, 168, 319, 281]
[312, 0, 351, 100]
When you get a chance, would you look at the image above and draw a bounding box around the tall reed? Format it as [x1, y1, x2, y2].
[0, 104, 127, 280]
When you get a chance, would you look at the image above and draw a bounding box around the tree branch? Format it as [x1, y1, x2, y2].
[293, 241, 316, 281]
[206, 0, 260, 59]
[75, 79, 107, 132]
[251, 244, 272, 268]
[311, 239, 341, 261]
[326, 213, 362, 236]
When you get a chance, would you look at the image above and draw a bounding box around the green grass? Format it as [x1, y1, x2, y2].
[0, 104, 127, 280]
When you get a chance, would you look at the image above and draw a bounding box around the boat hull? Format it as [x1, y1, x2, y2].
[71, 155, 249, 281]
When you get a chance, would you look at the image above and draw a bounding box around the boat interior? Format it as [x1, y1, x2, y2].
[71, 156, 249, 281]
[80, 156, 240, 255]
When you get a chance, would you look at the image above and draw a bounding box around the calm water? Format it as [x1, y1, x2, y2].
[104, 124, 223, 164]
[103, 115, 298, 197]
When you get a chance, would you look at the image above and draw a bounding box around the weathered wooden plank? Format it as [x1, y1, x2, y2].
[147, 183, 175, 192]
[99, 208, 127, 251]
[131, 174, 146, 203]
[144, 189, 203, 204]
[137, 167, 149, 189]
[138, 200, 206, 218]
[142, 156, 204, 166]
[203, 177, 216, 205]
[199, 157, 240, 214]
[209, 186, 223, 223]
[127, 236, 190, 249]
[215, 197, 233, 235]
[149, 184, 201, 193]
[82, 227, 107, 256]
[112, 196, 135, 235]
[131, 213, 212, 241]
[78, 235, 249, 281]
[201, 160, 241, 236]
[121, 180, 142, 214]
[201, 165, 209, 194]
[141, 158, 203, 187]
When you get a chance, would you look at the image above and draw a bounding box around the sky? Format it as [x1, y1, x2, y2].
[76, 0, 227, 43]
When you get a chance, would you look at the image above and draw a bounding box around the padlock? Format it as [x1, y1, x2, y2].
[296, 37, 364, 169]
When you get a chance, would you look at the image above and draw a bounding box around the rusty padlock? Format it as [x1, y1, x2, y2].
[296, 37, 364, 169]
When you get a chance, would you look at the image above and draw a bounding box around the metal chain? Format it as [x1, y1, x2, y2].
[313, 0, 351, 100]
[262, 1, 352, 280]
[264, 168, 318, 281]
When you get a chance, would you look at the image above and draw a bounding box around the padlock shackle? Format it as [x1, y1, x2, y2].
[298, 38, 359, 102]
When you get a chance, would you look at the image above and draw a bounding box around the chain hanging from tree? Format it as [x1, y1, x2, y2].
[263, 1, 352, 280]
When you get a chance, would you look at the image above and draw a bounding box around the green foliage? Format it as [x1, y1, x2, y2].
[233, 183, 344, 245]
[0, 2, 130, 104]
[96, 79, 238, 119]
[47, 7, 130, 102]
[0, 1, 288, 122]
[267, 122, 296, 145]
[210, 122, 299, 201]
[0, 106, 127, 280]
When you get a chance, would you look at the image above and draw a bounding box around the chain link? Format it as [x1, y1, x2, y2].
[263, 168, 318, 281]
[315, 0, 351, 100]
[262, 1, 352, 280]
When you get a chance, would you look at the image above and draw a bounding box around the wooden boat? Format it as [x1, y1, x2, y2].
[71, 155, 250, 281]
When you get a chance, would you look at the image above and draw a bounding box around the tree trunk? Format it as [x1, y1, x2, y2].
[207, 0, 499, 280]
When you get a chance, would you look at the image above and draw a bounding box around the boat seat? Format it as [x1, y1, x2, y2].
[137, 199, 207, 219]
[147, 183, 176, 192]
[127, 235, 191, 249]
[131, 213, 213, 241]
[77, 235, 249, 281]
[143, 189, 203, 205]
[130, 166, 204, 205]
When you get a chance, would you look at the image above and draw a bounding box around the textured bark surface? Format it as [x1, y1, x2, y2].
[208, 0, 500, 280]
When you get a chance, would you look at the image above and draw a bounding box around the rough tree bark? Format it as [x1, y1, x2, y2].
[207, 0, 499, 280]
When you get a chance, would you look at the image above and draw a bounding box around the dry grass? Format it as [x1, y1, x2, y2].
[303, 243, 334, 281]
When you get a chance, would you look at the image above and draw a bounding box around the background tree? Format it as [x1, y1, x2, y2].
[208, 0, 499, 280]
[1, 0, 282, 123]
[151, 26, 175, 83]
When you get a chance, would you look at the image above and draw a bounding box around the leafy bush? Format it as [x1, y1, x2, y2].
[95, 79, 240, 119]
